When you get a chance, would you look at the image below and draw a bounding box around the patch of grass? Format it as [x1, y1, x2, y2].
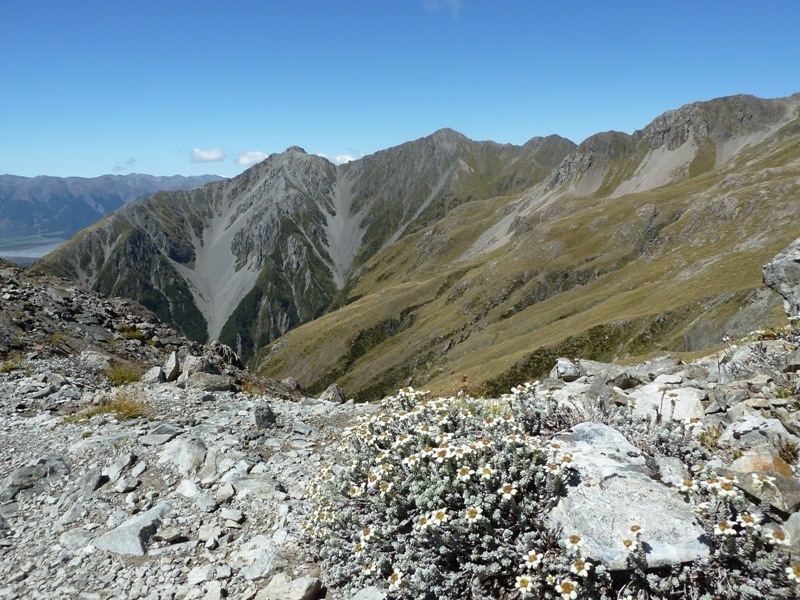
[63, 387, 151, 424]
[119, 324, 145, 342]
[0, 353, 26, 374]
[103, 364, 143, 386]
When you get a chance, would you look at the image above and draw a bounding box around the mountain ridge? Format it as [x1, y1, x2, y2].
[35, 92, 800, 400]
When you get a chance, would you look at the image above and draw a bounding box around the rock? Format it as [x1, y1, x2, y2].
[231, 535, 289, 581]
[763, 237, 800, 317]
[185, 372, 234, 392]
[548, 423, 708, 570]
[254, 404, 277, 430]
[140, 423, 183, 446]
[158, 437, 207, 477]
[163, 351, 180, 382]
[0, 456, 70, 502]
[92, 502, 171, 556]
[140, 366, 165, 384]
[351, 587, 388, 600]
[319, 383, 346, 403]
[549, 357, 581, 382]
[174, 480, 218, 513]
[104, 452, 136, 482]
[729, 447, 794, 478]
[256, 573, 322, 600]
[718, 415, 800, 451]
[625, 384, 705, 423]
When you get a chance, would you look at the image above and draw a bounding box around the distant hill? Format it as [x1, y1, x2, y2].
[0, 173, 223, 264]
[36, 93, 800, 400]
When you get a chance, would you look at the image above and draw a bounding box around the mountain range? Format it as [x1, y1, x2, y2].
[0, 173, 222, 264]
[35, 93, 800, 400]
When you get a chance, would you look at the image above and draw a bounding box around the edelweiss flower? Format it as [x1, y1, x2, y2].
[379, 481, 393, 496]
[752, 473, 777, 487]
[543, 463, 563, 475]
[416, 514, 431, 531]
[402, 453, 420, 467]
[522, 550, 543, 569]
[561, 453, 575, 467]
[434, 445, 452, 463]
[555, 579, 579, 600]
[360, 526, 375, 541]
[498, 482, 518, 500]
[565, 534, 585, 553]
[570, 559, 592, 577]
[387, 570, 403, 591]
[431, 508, 449, 526]
[366, 472, 381, 488]
[716, 481, 738, 498]
[737, 513, 760, 529]
[456, 466, 474, 481]
[786, 564, 800, 583]
[465, 506, 483, 524]
[348, 484, 365, 497]
[363, 562, 376, 575]
[622, 538, 636, 553]
[679, 479, 696, 493]
[766, 528, 791, 547]
[713, 520, 737, 536]
[515, 574, 533, 596]
[629, 524, 643, 537]
[353, 541, 366, 555]
[479, 464, 494, 480]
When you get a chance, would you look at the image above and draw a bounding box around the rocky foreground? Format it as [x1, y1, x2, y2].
[1, 240, 800, 599]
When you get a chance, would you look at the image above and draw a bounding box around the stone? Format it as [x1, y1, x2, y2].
[0, 456, 70, 502]
[93, 502, 171, 556]
[351, 587, 387, 600]
[140, 366, 165, 384]
[231, 535, 289, 581]
[174, 480, 217, 513]
[729, 447, 794, 479]
[185, 372, 233, 392]
[763, 237, 800, 317]
[254, 404, 277, 430]
[549, 357, 581, 382]
[187, 565, 213, 585]
[163, 351, 180, 382]
[718, 415, 800, 451]
[318, 383, 346, 403]
[626, 384, 706, 423]
[256, 573, 322, 600]
[140, 423, 183, 446]
[105, 452, 136, 482]
[158, 437, 207, 477]
[548, 423, 708, 570]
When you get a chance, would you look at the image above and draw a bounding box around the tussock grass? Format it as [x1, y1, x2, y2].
[63, 387, 151, 424]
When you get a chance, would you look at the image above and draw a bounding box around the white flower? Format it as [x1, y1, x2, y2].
[713, 520, 737, 536]
[498, 482, 518, 500]
[570, 559, 592, 577]
[765, 528, 791, 547]
[360, 526, 375, 541]
[752, 473, 777, 487]
[464, 506, 483, 524]
[786, 564, 800, 583]
[515, 574, 533, 596]
[564, 534, 584, 553]
[456, 466, 474, 481]
[478, 464, 494, 480]
[521, 550, 543, 569]
[387, 569, 403, 591]
[402, 453, 420, 467]
[379, 481, 393, 496]
[679, 479, 696, 493]
[348, 483, 365, 497]
[715, 480, 738, 498]
[431, 508, 449, 526]
[362, 562, 376, 575]
[555, 579, 578, 600]
[415, 514, 431, 531]
[737, 513, 760, 529]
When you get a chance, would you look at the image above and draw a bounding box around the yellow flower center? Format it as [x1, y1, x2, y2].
[560, 581, 575, 593]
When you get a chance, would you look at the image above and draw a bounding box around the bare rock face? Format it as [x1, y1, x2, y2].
[548, 422, 709, 570]
[763, 237, 800, 318]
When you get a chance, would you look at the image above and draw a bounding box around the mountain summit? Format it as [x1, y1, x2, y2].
[36, 93, 800, 399]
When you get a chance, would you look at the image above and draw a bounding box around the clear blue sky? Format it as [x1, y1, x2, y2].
[1, 1, 798, 178]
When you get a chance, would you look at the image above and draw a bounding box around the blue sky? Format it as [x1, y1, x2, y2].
[1, 1, 798, 178]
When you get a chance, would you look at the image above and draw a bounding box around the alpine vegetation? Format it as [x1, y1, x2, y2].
[303, 383, 799, 599]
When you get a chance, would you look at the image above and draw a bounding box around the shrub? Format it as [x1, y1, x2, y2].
[304, 385, 797, 599]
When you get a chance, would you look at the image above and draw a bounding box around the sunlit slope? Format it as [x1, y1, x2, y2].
[254, 95, 800, 400]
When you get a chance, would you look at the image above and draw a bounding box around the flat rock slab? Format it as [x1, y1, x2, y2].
[548, 422, 708, 570]
[93, 502, 171, 556]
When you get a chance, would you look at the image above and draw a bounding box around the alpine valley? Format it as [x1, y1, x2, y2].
[34, 93, 800, 401]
